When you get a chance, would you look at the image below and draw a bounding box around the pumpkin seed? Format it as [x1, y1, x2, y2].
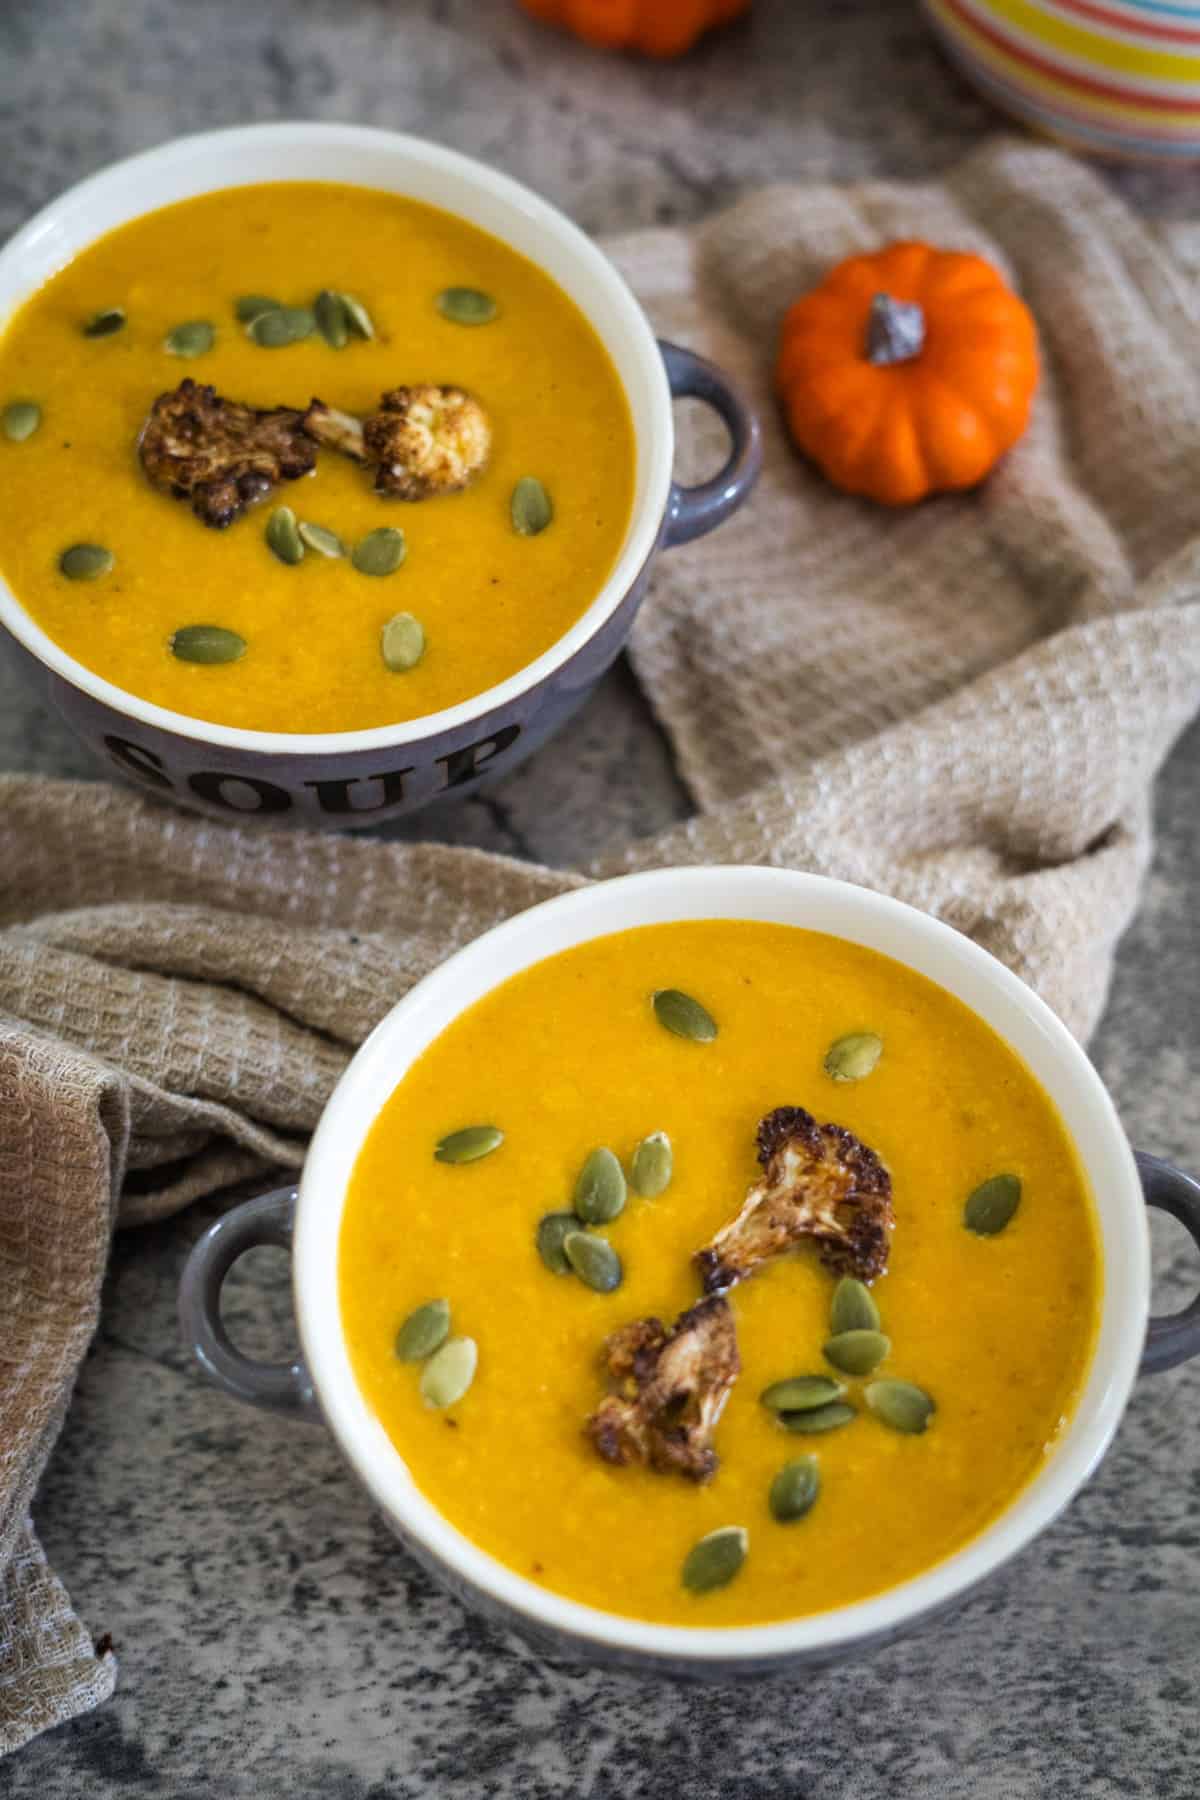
[866, 1379, 935, 1435]
[59, 543, 114, 581]
[779, 1401, 857, 1435]
[823, 1329, 890, 1377]
[682, 1526, 747, 1594]
[164, 319, 215, 358]
[339, 292, 375, 340]
[760, 1375, 845, 1414]
[536, 1211, 581, 1276]
[380, 612, 426, 672]
[824, 1031, 884, 1083]
[437, 286, 498, 326]
[235, 294, 282, 323]
[265, 506, 304, 566]
[297, 520, 346, 559]
[652, 988, 718, 1043]
[630, 1131, 672, 1198]
[769, 1456, 821, 1524]
[82, 307, 125, 337]
[511, 476, 554, 537]
[248, 305, 315, 348]
[435, 1125, 504, 1165]
[313, 289, 350, 349]
[395, 1298, 451, 1363]
[574, 1147, 627, 1225]
[420, 1336, 477, 1408]
[830, 1276, 881, 1336]
[562, 1230, 622, 1294]
[170, 624, 247, 664]
[964, 1173, 1022, 1236]
[2, 401, 41, 442]
[352, 527, 407, 578]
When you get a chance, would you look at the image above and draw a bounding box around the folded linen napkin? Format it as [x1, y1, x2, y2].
[2, 138, 1199, 1754]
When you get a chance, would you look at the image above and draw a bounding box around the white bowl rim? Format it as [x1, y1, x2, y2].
[294, 865, 1148, 1665]
[0, 121, 674, 753]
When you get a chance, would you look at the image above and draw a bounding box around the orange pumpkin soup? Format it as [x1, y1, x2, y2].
[0, 183, 635, 732]
[339, 921, 1101, 1628]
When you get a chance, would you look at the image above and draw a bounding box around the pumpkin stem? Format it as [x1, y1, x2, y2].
[865, 293, 925, 367]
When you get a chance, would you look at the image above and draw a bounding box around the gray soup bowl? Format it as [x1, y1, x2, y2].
[180, 868, 1200, 1677]
[0, 124, 760, 829]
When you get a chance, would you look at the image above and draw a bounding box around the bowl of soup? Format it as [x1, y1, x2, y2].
[178, 866, 1200, 1674]
[0, 124, 760, 827]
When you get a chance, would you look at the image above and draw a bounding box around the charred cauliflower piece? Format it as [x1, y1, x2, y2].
[304, 385, 491, 499]
[586, 1296, 740, 1484]
[137, 379, 316, 528]
[696, 1105, 894, 1292]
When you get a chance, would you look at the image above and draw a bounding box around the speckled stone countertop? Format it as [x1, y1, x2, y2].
[2, 2, 1199, 1795]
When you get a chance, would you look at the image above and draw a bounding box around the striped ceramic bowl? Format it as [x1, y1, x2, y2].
[924, 0, 1200, 160]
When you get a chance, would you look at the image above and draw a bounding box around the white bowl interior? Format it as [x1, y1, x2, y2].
[0, 123, 674, 752]
[296, 867, 1148, 1663]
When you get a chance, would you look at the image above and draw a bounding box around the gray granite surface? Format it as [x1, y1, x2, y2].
[2, 1, 1200, 1794]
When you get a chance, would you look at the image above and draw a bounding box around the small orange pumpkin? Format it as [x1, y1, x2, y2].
[776, 242, 1039, 507]
[517, 0, 750, 57]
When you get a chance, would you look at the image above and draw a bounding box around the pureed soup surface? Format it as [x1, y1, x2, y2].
[0, 183, 635, 731]
[340, 921, 1101, 1628]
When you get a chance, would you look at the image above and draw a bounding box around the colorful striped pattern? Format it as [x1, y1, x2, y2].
[923, 0, 1200, 158]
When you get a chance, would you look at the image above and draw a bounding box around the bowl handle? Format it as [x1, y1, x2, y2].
[1138, 1153, 1200, 1374]
[178, 1186, 318, 1416]
[659, 339, 762, 548]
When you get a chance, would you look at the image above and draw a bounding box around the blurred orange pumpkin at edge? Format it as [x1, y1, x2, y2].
[516, 0, 751, 57]
[776, 242, 1040, 507]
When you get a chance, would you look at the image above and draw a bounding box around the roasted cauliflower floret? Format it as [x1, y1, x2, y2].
[585, 1296, 740, 1485]
[696, 1105, 894, 1292]
[303, 384, 491, 499]
[137, 379, 316, 528]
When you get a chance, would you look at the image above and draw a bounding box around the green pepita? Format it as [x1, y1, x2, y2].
[339, 292, 376, 340]
[395, 1298, 451, 1363]
[562, 1230, 622, 1294]
[59, 543, 114, 581]
[511, 476, 554, 537]
[865, 1379, 936, 1435]
[2, 401, 41, 442]
[964, 1173, 1022, 1236]
[265, 506, 305, 566]
[760, 1375, 845, 1414]
[170, 624, 247, 665]
[420, 1336, 477, 1408]
[165, 319, 215, 358]
[769, 1457, 821, 1524]
[536, 1211, 581, 1276]
[651, 988, 718, 1043]
[353, 527, 407, 578]
[682, 1526, 747, 1594]
[630, 1131, 672, 1198]
[380, 612, 426, 673]
[435, 1125, 504, 1165]
[437, 286, 498, 326]
[824, 1031, 884, 1083]
[830, 1276, 881, 1336]
[297, 520, 346, 559]
[235, 294, 282, 324]
[823, 1329, 890, 1377]
[574, 1147, 627, 1225]
[248, 305, 315, 348]
[314, 289, 350, 350]
[82, 308, 125, 338]
[779, 1401, 857, 1435]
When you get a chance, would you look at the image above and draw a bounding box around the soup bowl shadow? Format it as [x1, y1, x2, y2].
[0, 123, 761, 830]
[179, 867, 1200, 1677]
